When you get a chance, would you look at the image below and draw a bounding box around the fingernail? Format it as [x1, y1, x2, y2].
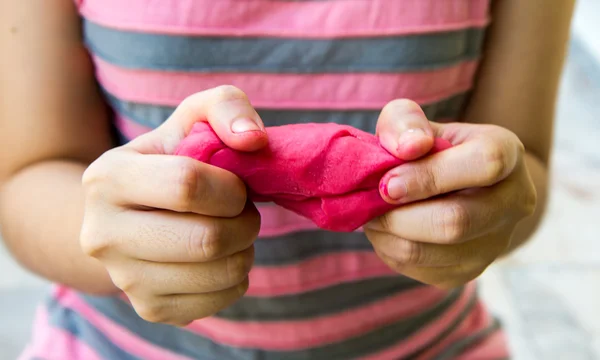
[398, 128, 426, 144]
[231, 118, 261, 133]
[386, 176, 407, 200]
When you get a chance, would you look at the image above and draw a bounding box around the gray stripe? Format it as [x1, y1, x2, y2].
[326, 288, 473, 360]
[104, 91, 469, 132]
[217, 276, 422, 321]
[79, 287, 470, 359]
[254, 231, 372, 266]
[84, 20, 485, 73]
[433, 318, 502, 360]
[47, 299, 140, 360]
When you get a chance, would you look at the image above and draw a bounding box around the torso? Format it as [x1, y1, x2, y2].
[21, 1, 510, 359]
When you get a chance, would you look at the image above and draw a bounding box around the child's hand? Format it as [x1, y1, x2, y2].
[80, 86, 267, 326]
[365, 100, 537, 289]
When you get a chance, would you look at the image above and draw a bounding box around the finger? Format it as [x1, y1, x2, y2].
[131, 278, 249, 325]
[110, 247, 254, 295]
[366, 229, 509, 268]
[83, 205, 260, 263]
[129, 85, 268, 154]
[367, 180, 523, 244]
[366, 229, 462, 267]
[379, 129, 521, 204]
[85, 149, 247, 217]
[376, 99, 435, 161]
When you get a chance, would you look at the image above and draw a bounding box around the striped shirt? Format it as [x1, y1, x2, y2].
[21, 1, 510, 359]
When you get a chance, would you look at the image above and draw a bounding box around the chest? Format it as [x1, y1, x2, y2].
[77, 0, 491, 137]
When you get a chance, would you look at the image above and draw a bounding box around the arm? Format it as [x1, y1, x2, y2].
[464, 0, 576, 253]
[0, 0, 116, 294]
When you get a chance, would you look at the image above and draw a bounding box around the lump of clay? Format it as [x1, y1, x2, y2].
[175, 122, 450, 232]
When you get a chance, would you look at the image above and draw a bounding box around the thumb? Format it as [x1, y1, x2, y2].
[376, 99, 434, 161]
[128, 86, 268, 155]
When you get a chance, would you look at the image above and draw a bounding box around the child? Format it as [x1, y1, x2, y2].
[0, 0, 574, 359]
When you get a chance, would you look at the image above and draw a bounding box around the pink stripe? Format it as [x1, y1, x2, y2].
[53, 287, 192, 360]
[114, 115, 461, 144]
[95, 57, 479, 110]
[78, 0, 490, 38]
[361, 283, 476, 360]
[188, 285, 454, 350]
[246, 252, 396, 297]
[18, 306, 103, 360]
[115, 113, 151, 140]
[414, 300, 496, 359]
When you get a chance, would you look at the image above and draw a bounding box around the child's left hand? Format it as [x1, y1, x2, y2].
[364, 100, 537, 289]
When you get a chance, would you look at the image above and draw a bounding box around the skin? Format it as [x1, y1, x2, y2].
[0, 0, 575, 325]
[366, 0, 576, 288]
[79, 87, 268, 326]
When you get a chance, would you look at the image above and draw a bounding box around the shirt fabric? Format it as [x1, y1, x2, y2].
[20, 1, 510, 359]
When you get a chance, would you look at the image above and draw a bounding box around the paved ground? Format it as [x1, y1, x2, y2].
[1, 6, 600, 360]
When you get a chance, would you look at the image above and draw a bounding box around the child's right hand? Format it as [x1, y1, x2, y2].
[80, 86, 268, 326]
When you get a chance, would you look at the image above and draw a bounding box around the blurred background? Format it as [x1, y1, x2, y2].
[1, 1, 599, 359]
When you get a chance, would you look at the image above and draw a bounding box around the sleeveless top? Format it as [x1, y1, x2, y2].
[20, 1, 510, 359]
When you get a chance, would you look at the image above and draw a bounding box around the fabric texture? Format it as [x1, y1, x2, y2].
[19, 1, 511, 359]
[175, 122, 451, 231]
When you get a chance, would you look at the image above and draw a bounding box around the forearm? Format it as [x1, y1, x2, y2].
[460, 0, 574, 255]
[0, 160, 117, 295]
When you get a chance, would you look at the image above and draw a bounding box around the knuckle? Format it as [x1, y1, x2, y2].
[81, 166, 98, 191]
[79, 221, 110, 258]
[480, 141, 508, 184]
[173, 158, 203, 212]
[229, 178, 249, 216]
[236, 277, 250, 297]
[212, 85, 248, 102]
[419, 164, 440, 195]
[438, 264, 487, 289]
[383, 99, 422, 116]
[111, 273, 138, 293]
[374, 250, 398, 271]
[463, 265, 487, 283]
[82, 157, 111, 201]
[188, 223, 222, 261]
[243, 208, 262, 241]
[376, 212, 394, 232]
[81, 158, 105, 188]
[83, 183, 104, 203]
[435, 203, 470, 243]
[381, 256, 402, 272]
[226, 251, 253, 285]
[177, 94, 201, 117]
[395, 240, 424, 266]
[515, 138, 526, 155]
[135, 302, 169, 324]
[173, 320, 193, 328]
